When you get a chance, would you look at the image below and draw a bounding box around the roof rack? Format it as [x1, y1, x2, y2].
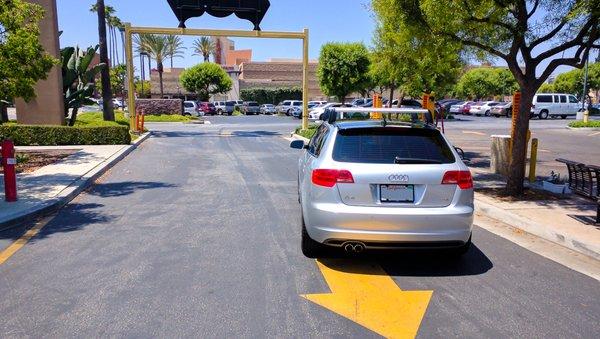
[320, 107, 434, 126]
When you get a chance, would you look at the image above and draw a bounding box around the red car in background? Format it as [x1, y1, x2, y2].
[461, 101, 475, 115]
[199, 102, 217, 116]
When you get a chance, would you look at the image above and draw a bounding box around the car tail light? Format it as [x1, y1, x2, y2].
[442, 171, 473, 190]
[312, 169, 354, 187]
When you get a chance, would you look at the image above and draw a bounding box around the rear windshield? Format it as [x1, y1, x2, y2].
[332, 127, 455, 164]
[226, 101, 235, 106]
[248, 102, 259, 106]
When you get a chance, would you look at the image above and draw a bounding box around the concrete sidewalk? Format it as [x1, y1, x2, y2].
[468, 166, 600, 260]
[0, 134, 150, 229]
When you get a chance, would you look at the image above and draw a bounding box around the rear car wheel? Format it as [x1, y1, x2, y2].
[451, 235, 472, 256]
[484, 110, 490, 116]
[301, 217, 323, 258]
[561, 115, 567, 119]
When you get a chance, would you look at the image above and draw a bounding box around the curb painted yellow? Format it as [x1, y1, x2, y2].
[302, 259, 433, 338]
[0, 218, 48, 265]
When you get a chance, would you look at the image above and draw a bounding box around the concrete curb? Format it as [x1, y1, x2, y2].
[475, 194, 600, 260]
[291, 133, 310, 143]
[565, 126, 600, 131]
[0, 132, 152, 231]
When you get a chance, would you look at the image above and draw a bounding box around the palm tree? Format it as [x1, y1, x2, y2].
[165, 35, 186, 69]
[93, 0, 114, 121]
[192, 37, 215, 62]
[134, 34, 169, 98]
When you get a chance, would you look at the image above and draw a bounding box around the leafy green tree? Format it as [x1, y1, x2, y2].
[390, 0, 600, 195]
[371, 0, 463, 104]
[135, 79, 151, 98]
[0, 0, 57, 123]
[317, 42, 371, 103]
[537, 83, 555, 93]
[553, 69, 584, 95]
[96, 65, 127, 100]
[134, 34, 169, 98]
[180, 63, 233, 101]
[455, 68, 518, 99]
[166, 35, 185, 69]
[193, 37, 215, 62]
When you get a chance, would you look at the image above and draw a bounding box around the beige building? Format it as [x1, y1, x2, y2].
[239, 59, 326, 100]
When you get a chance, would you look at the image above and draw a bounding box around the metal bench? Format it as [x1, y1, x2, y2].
[557, 158, 599, 223]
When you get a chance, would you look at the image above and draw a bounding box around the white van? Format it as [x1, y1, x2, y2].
[531, 93, 580, 119]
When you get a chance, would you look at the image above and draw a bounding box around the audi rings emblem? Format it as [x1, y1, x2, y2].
[388, 174, 409, 182]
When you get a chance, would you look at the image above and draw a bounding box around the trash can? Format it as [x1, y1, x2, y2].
[490, 135, 511, 176]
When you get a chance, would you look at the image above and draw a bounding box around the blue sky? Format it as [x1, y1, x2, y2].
[58, 0, 375, 68]
[57, 1, 590, 77]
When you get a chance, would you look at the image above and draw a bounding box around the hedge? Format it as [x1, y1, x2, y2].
[0, 125, 131, 146]
[240, 87, 302, 105]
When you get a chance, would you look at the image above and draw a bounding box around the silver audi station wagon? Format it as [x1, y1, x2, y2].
[290, 108, 474, 258]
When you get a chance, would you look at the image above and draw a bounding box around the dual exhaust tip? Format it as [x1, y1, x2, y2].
[343, 241, 365, 254]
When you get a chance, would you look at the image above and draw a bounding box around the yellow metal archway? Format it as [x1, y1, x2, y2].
[123, 24, 310, 131]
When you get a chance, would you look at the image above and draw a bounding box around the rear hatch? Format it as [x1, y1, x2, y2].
[331, 127, 460, 208]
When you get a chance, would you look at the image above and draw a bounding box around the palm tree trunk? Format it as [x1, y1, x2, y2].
[158, 61, 164, 98]
[96, 0, 114, 121]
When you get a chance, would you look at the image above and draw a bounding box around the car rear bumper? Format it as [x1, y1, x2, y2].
[304, 202, 473, 245]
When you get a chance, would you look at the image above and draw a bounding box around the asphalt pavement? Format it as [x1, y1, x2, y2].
[0, 115, 598, 337]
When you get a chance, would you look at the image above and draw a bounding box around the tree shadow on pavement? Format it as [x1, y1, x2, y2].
[316, 244, 493, 277]
[0, 203, 113, 243]
[86, 181, 177, 198]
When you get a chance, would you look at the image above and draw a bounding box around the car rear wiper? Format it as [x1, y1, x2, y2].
[394, 157, 442, 164]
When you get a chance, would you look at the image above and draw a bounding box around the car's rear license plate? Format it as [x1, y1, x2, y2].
[380, 184, 414, 203]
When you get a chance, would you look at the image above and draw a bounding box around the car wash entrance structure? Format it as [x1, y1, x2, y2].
[123, 0, 311, 130]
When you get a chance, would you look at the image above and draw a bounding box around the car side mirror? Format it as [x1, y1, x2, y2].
[290, 140, 307, 150]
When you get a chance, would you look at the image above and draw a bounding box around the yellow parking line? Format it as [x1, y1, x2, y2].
[0, 218, 50, 265]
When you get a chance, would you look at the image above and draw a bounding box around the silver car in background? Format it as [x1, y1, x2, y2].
[291, 110, 474, 258]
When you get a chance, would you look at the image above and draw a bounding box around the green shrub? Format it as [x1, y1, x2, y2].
[143, 114, 192, 122]
[295, 124, 318, 139]
[0, 125, 131, 145]
[76, 111, 129, 127]
[241, 87, 302, 105]
[568, 120, 600, 128]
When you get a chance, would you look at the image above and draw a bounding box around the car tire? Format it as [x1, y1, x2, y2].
[451, 235, 472, 257]
[507, 110, 512, 118]
[539, 110, 549, 119]
[561, 115, 567, 119]
[301, 216, 323, 258]
[484, 110, 490, 116]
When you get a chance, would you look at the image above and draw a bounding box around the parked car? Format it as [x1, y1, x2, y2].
[309, 101, 327, 107]
[390, 99, 422, 108]
[183, 101, 202, 117]
[438, 99, 462, 113]
[469, 101, 499, 116]
[242, 101, 260, 115]
[260, 104, 276, 115]
[531, 93, 580, 119]
[213, 101, 227, 114]
[490, 102, 512, 117]
[223, 101, 237, 115]
[449, 101, 466, 114]
[290, 116, 473, 258]
[589, 103, 600, 116]
[308, 103, 353, 120]
[199, 102, 216, 116]
[350, 98, 373, 107]
[279, 100, 303, 115]
[290, 106, 303, 119]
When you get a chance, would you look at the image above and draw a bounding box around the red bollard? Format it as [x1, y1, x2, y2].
[1, 139, 17, 202]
